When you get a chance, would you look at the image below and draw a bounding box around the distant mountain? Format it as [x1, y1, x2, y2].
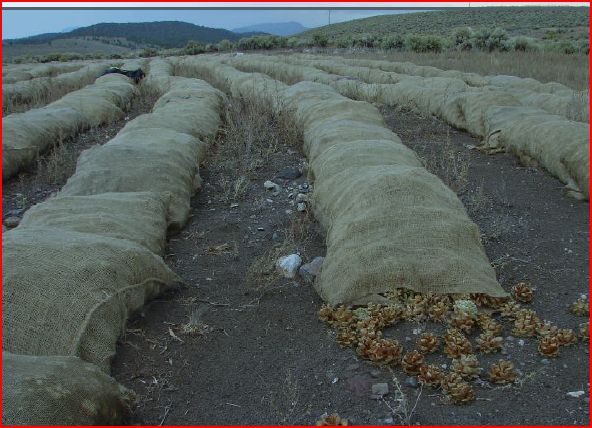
[233, 21, 308, 37]
[61, 26, 80, 33]
[5, 21, 249, 48]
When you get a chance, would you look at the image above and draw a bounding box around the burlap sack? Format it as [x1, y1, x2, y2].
[3, 352, 134, 426]
[2, 227, 182, 372]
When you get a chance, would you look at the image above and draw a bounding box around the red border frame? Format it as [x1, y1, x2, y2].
[0, 2, 590, 427]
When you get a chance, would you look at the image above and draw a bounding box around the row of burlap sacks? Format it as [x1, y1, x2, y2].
[2, 61, 87, 84]
[2, 62, 112, 112]
[291, 53, 580, 96]
[180, 55, 506, 307]
[3, 59, 225, 425]
[280, 54, 590, 123]
[227, 54, 590, 200]
[2, 69, 136, 180]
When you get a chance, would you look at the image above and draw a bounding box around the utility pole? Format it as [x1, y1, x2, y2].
[328, 10, 331, 25]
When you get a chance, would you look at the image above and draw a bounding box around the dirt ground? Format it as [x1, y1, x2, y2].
[110, 101, 590, 425]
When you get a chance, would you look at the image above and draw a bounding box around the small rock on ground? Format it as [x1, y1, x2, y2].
[276, 254, 302, 279]
[371, 382, 389, 399]
[299, 256, 325, 284]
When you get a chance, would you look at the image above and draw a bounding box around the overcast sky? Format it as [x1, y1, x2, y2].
[2, 9, 422, 39]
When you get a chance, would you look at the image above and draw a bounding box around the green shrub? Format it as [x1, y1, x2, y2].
[452, 27, 473, 50]
[217, 39, 233, 51]
[406, 35, 443, 53]
[380, 34, 404, 50]
[312, 34, 328, 48]
[184, 40, 206, 55]
[139, 48, 158, 57]
[559, 40, 577, 54]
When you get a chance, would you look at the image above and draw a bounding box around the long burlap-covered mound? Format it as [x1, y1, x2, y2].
[282, 54, 589, 121]
[2, 73, 136, 180]
[2, 61, 86, 84]
[3, 77, 224, 425]
[3, 352, 135, 426]
[2, 62, 108, 112]
[230, 54, 589, 200]
[182, 56, 504, 304]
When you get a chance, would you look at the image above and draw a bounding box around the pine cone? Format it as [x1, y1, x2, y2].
[579, 322, 590, 342]
[512, 282, 534, 303]
[570, 299, 590, 317]
[428, 301, 449, 323]
[355, 337, 375, 360]
[555, 328, 578, 346]
[512, 309, 541, 337]
[401, 350, 425, 375]
[418, 364, 444, 388]
[538, 336, 560, 357]
[428, 294, 452, 306]
[442, 373, 476, 404]
[469, 293, 489, 307]
[443, 329, 473, 359]
[449, 309, 476, 334]
[481, 319, 503, 336]
[316, 413, 348, 426]
[333, 305, 354, 327]
[536, 321, 558, 338]
[416, 332, 440, 354]
[488, 360, 518, 384]
[377, 304, 405, 327]
[500, 301, 522, 319]
[484, 296, 510, 309]
[336, 328, 358, 348]
[476, 333, 503, 354]
[361, 338, 403, 365]
[452, 354, 482, 379]
[355, 318, 383, 337]
[318, 304, 334, 324]
[406, 295, 429, 321]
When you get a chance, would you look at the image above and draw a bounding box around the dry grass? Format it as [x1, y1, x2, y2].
[419, 130, 470, 194]
[34, 134, 79, 186]
[341, 50, 589, 91]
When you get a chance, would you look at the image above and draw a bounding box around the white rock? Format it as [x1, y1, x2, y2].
[276, 254, 302, 279]
[263, 180, 280, 194]
[297, 202, 307, 212]
[566, 391, 585, 398]
[296, 193, 308, 203]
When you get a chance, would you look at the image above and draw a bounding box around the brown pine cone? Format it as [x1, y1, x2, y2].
[449, 309, 476, 334]
[355, 318, 383, 337]
[481, 319, 503, 337]
[406, 295, 429, 321]
[318, 304, 334, 324]
[452, 354, 482, 379]
[442, 373, 476, 404]
[536, 321, 558, 338]
[362, 338, 403, 365]
[512, 309, 541, 337]
[418, 364, 444, 388]
[333, 305, 354, 327]
[444, 329, 473, 359]
[488, 360, 518, 384]
[355, 337, 375, 360]
[500, 301, 522, 319]
[538, 336, 560, 357]
[401, 350, 425, 375]
[336, 328, 358, 348]
[428, 301, 449, 323]
[476, 333, 503, 354]
[416, 332, 440, 354]
[579, 322, 590, 342]
[316, 413, 348, 426]
[429, 294, 452, 306]
[555, 328, 578, 346]
[378, 304, 406, 327]
[570, 299, 590, 317]
[512, 282, 534, 303]
[469, 293, 489, 307]
[484, 295, 510, 309]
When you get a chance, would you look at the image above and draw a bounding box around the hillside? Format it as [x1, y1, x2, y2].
[5, 21, 250, 49]
[233, 21, 308, 36]
[301, 7, 589, 41]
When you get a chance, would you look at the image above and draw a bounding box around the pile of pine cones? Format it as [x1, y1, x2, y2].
[318, 283, 587, 405]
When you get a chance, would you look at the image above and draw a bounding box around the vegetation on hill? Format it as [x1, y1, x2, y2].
[5, 21, 256, 49]
[301, 7, 589, 40]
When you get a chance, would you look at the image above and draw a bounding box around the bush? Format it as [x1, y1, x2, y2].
[380, 34, 404, 50]
[217, 39, 233, 51]
[312, 34, 328, 48]
[184, 40, 206, 55]
[559, 41, 576, 55]
[139, 48, 158, 58]
[406, 35, 443, 53]
[453, 27, 473, 51]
